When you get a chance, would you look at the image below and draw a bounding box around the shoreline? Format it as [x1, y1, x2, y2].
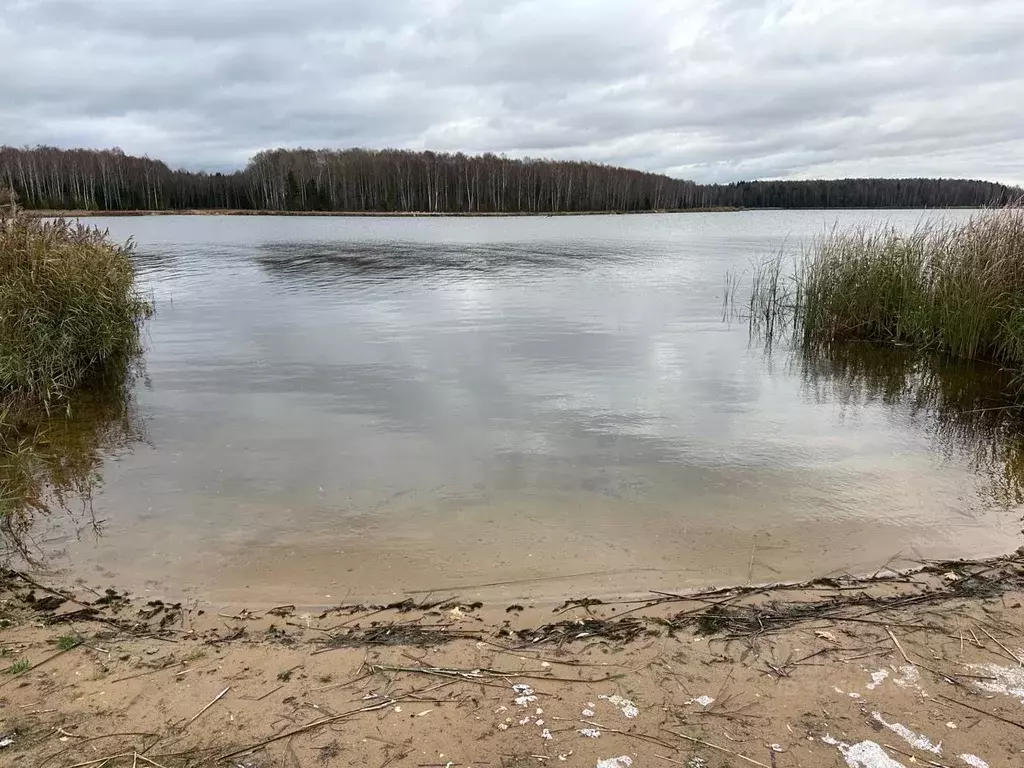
[21, 205, 993, 218]
[24, 207, 744, 218]
[3, 551, 1023, 767]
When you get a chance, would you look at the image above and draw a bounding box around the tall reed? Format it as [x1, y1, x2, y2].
[750, 207, 1024, 371]
[0, 190, 150, 556]
[0, 191, 152, 412]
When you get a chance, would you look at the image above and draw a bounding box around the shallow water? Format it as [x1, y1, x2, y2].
[44, 211, 1024, 604]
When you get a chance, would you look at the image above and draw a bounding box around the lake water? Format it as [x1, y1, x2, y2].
[47, 211, 1024, 605]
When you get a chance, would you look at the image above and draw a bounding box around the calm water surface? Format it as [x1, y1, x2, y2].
[53, 211, 1024, 604]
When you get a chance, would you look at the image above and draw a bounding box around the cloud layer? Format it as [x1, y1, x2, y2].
[3, 0, 1023, 182]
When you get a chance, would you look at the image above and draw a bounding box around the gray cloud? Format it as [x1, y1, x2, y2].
[2, 0, 1023, 182]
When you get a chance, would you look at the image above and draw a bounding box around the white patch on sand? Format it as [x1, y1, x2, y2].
[595, 757, 632, 768]
[893, 665, 926, 695]
[579, 728, 602, 738]
[965, 663, 1024, 702]
[849, 692, 861, 699]
[513, 684, 538, 707]
[823, 735, 907, 768]
[599, 694, 639, 719]
[541, 729, 553, 740]
[582, 708, 596, 717]
[959, 755, 989, 768]
[872, 713, 942, 754]
[867, 669, 889, 690]
[686, 695, 715, 707]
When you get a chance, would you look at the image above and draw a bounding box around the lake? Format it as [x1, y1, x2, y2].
[47, 211, 1024, 605]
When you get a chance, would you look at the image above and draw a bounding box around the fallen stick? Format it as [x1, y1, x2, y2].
[66, 754, 134, 768]
[885, 626, 912, 665]
[10, 570, 93, 608]
[477, 639, 614, 667]
[654, 756, 688, 767]
[578, 720, 674, 749]
[885, 627, 968, 686]
[976, 625, 1024, 666]
[937, 694, 1024, 731]
[134, 753, 171, 768]
[370, 663, 622, 684]
[216, 698, 396, 760]
[186, 686, 230, 726]
[37, 732, 161, 768]
[252, 684, 284, 701]
[0, 641, 82, 689]
[112, 661, 186, 683]
[882, 743, 953, 768]
[669, 731, 771, 768]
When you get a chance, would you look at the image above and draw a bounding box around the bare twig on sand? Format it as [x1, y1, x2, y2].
[578, 720, 674, 749]
[882, 743, 954, 768]
[885, 626, 974, 687]
[9, 570, 92, 608]
[976, 625, 1024, 665]
[66, 754, 135, 768]
[885, 626, 912, 665]
[937, 694, 1024, 731]
[38, 732, 161, 768]
[185, 686, 230, 726]
[654, 756, 689, 767]
[667, 730, 771, 768]
[369, 663, 622, 684]
[111, 661, 186, 684]
[217, 699, 397, 760]
[134, 754, 172, 768]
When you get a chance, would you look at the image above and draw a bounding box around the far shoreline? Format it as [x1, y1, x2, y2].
[23, 204, 994, 218]
[26, 206, 744, 218]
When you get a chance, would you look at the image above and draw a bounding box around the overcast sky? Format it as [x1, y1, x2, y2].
[2, 0, 1023, 183]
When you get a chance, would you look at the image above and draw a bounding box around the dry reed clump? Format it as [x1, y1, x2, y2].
[0, 189, 152, 412]
[751, 207, 1024, 370]
[0, 189, 150, 551]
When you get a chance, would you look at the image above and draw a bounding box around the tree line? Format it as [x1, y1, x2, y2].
[2, 145, 1019, 213]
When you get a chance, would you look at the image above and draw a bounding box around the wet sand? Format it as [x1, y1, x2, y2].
[3, 553, 1024, 767]
[55, 460, 1020, 608]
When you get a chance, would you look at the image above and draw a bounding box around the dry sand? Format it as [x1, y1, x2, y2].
[3, 553, 1024, 767]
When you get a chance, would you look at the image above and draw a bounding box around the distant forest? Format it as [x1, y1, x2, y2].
[2, 146, 1020, 213]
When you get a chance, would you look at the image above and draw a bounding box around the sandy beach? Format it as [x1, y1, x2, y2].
[3, 552, 1024, 767]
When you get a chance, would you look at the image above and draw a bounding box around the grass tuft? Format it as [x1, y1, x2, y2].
[55, 634, 81, 651]
[5, 658, 29, 675]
